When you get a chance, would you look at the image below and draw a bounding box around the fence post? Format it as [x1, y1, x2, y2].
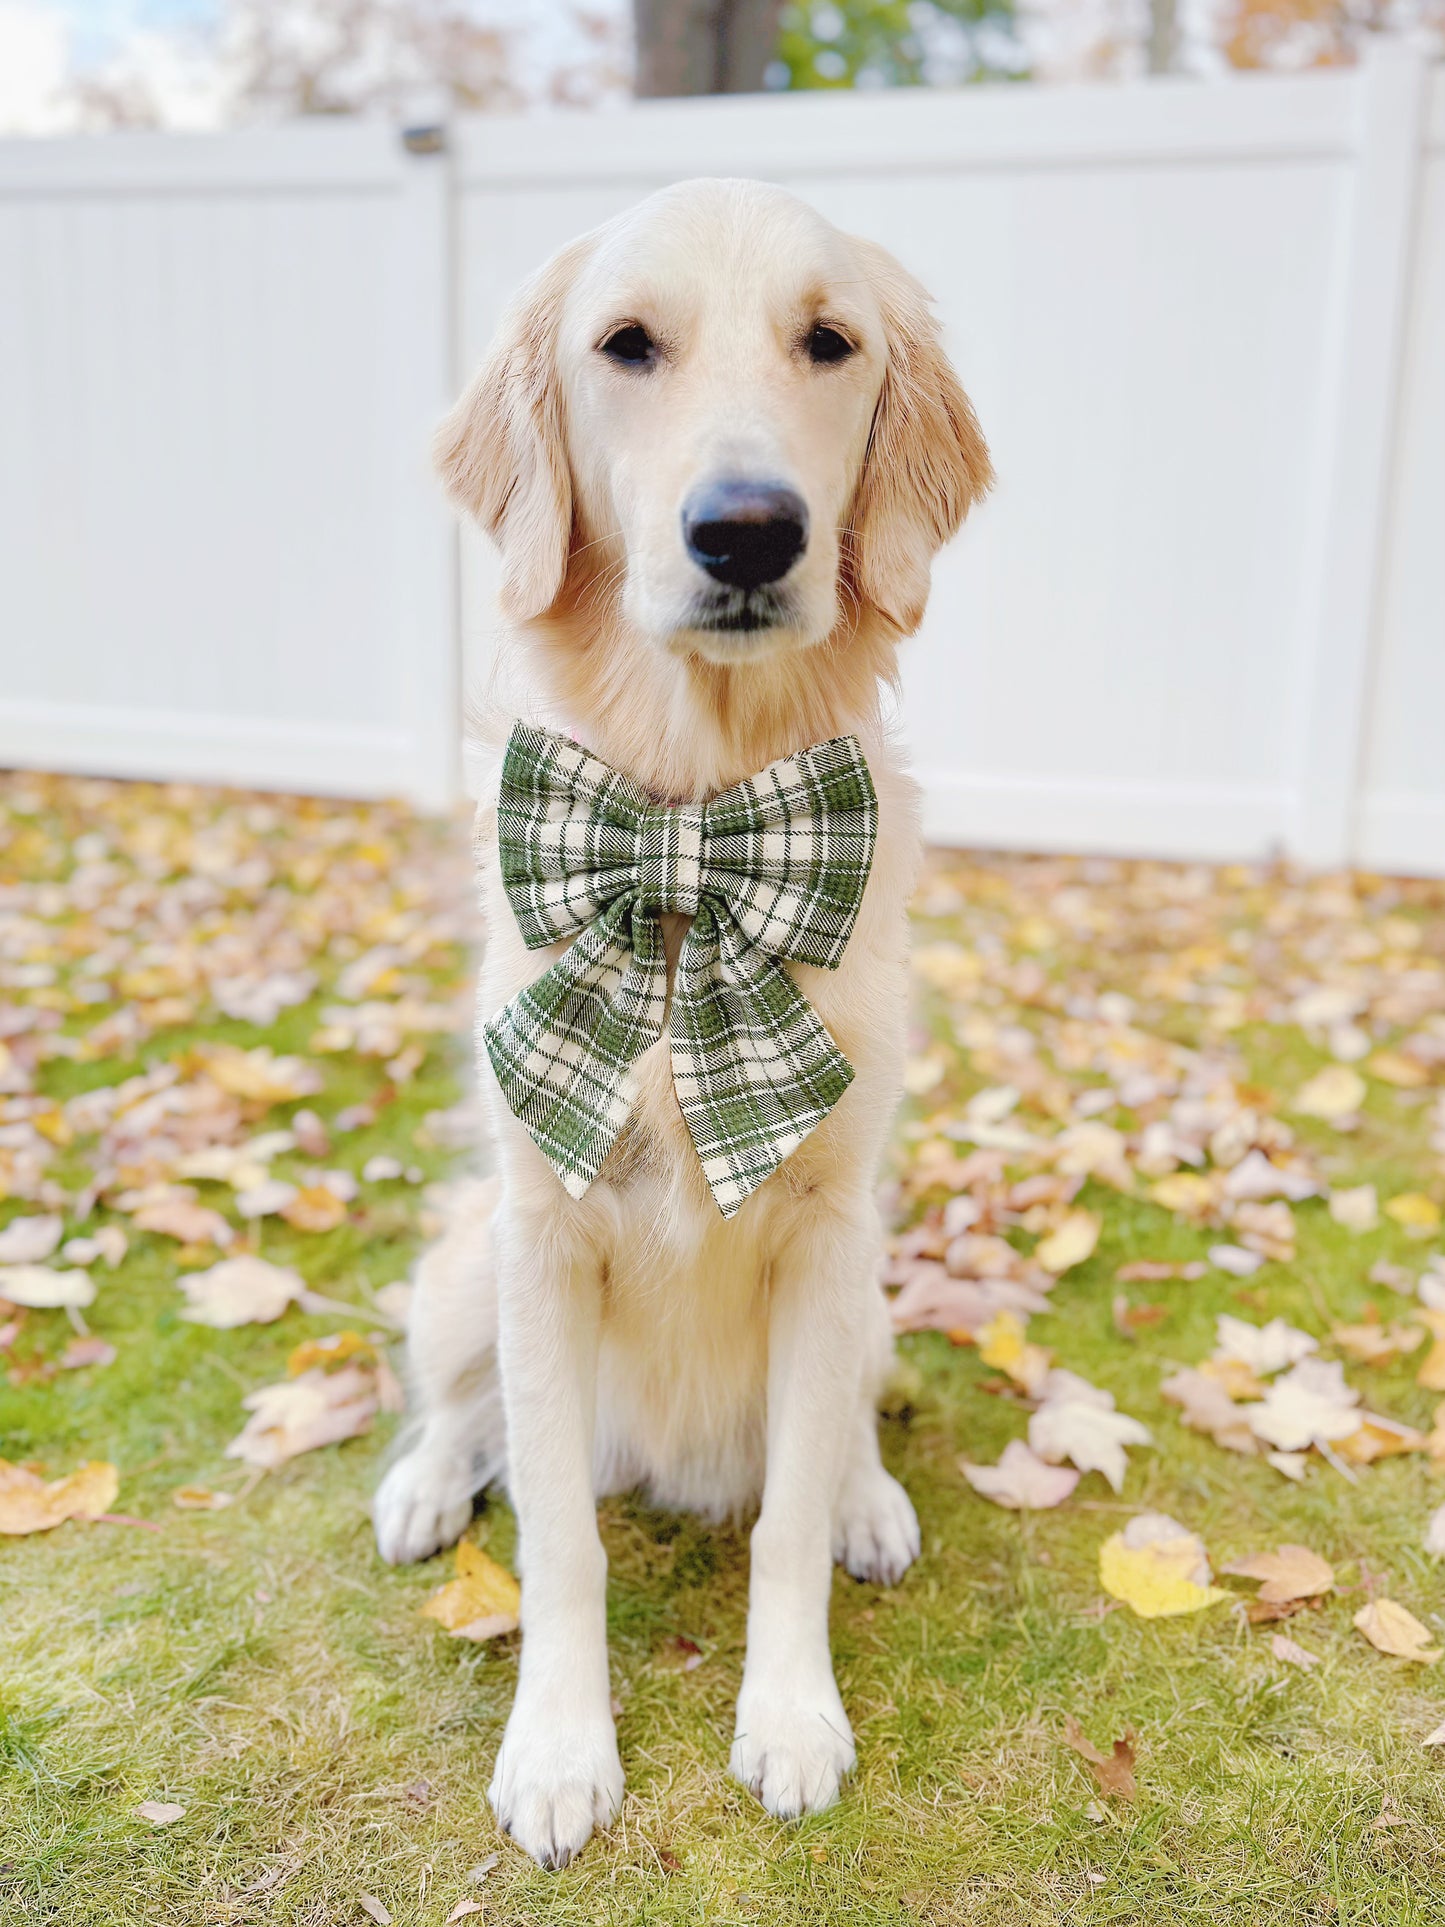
[392, 125, 461, 813]
[1288, 39, 1427, 871]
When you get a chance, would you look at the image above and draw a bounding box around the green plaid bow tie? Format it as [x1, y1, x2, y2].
[485, 723, 878, 1217]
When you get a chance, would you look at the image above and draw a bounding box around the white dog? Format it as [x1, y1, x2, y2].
[374, 177, 991, 1869]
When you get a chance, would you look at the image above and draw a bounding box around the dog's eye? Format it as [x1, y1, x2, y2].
[806, 323, 855, 365]
[600, 323, 656, 368]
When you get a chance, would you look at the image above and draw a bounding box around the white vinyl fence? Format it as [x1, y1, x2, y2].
[2, 47, 1442, 872]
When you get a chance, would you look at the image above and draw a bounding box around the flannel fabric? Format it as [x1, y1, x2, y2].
[485, 723, 878, 1216]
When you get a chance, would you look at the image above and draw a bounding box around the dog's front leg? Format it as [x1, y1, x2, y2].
[730, 1200, 875, 1818]
[487, 1202, 620, 1869]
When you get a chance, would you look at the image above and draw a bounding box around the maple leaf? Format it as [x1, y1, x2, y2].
[1215, 1314, 1316, 1377]
[1223, 1544, 1334, 1604]
[1028, 1377, 1151, 1493]
[1243, 1358, 1360, 1452]
[1098, 1514, 1230, 1619]
[0, 1459, 119, 1534]
[178, 1256, 304, 1328]
[225, 1363, 391, 1470]
[1161, 1368, 1259, 1454]
[421, 1540, 521, 1640]
[959, 1440, 1080, 1510]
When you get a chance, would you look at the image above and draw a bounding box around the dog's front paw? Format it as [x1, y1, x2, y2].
[730, 1681, 856, 1819]
[832, 1465, 920, 1587]
[373, 1446, 474, 1566]
[489, 1707, 622, 1870]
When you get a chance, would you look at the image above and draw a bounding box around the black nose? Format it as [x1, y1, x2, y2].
[682, 480, 808, 592]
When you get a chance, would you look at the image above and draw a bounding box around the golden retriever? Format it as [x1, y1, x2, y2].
[373, 177, 991, 1868]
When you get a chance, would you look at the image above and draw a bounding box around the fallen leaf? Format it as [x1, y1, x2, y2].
[172, 1485, 233, 1511]
[280, 1185, 348, 1233]
[1098, 1513, 1230, 1619]
[1161, 1368, 1259, 1454]
[1424, 1721, 1445, 1746]
[224, 1364, 383, 1470]
[1369, 1049, 1430, 1088]
[135, 1801, 185, 1827]
[358, 1898, 393, 1926]
[446, 1904, 484, 1923]
[1293, 1065, 1365, 1121]
[1062, 1717, 1136, 1800]
[133, 1200, 234, 1247]
[959, 1439, 1080, 1510]
[0, 1459, 118, 1534]
[1334, 1415, 1427, 1464]
[420, 1540, 521, 1641]
[1331, 1321, 1423, 1366]
[1036, 1210, 1101, 1275]
[1386, 1192, 1441, 1234]
[58, 1336, 116, 1370]
[1223, 1544, 1334, 1603]
[1243, 1358, 1361, 1452]
[198, 1043, 323, 1105]
[1271, 1633, 1319, 1669]
[1215, 1314, 1316, 1377]
[1116, 1260, 1207, 1284]
[976, 1311, 1051, 1394]
[1028, 1383, 1152, 1493]
[178, 1256, 303, 1328]
[1425, 1502, 1445, 1557]
[1354, 1599, 1441, 1663]
[0, 1214, 63, 1263]
[1329, 1184, 1379, 1232]
[0, 1264, 96, 1309]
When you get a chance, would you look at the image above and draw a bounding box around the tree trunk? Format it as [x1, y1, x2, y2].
[633, 0, 785, 97]
[1146, 0, 1178, 72]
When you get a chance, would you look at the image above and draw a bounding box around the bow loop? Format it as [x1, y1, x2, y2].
[486, 723, 878, 1216]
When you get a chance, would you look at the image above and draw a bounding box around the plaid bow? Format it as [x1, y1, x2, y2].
[485, 723, 878, 1217]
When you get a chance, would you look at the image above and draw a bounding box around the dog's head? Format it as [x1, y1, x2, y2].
[438, 179, 991, 662]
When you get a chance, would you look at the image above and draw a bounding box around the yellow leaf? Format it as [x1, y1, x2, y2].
[1354, 1599, 1441, 1663]
[1335, 1415, 1428, 1464]
[1150, 1173, 1217, 1220]
[1036, 1209, 1101, 1275]
[1098, 1514, 1231, 1619]
[1293, 1066, 1365, 1121]
[287, 1329, 379, 1376]
[0, 1459, 118, 1534]
[421, 1540, 521, 1642]
[1368, 1050, 1429, 1088]
[1385, 1193, 1441, 1233]
[280, 1185, 347, 1233]
[978, 1311, 1026, 1373]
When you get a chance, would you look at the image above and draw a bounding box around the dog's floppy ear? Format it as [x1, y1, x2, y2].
[434, 240, 588, 622]
[848, 238, 994, 635]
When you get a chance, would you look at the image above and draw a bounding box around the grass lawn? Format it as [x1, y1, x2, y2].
[4, 775, 1445, 1926]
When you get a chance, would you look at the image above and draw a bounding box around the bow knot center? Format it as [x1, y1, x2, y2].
[636, 805, 705, 915]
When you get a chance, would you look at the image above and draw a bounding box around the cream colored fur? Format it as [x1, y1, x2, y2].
[373, 178, 991, 1870]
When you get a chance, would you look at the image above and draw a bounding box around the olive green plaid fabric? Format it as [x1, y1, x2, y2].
[485, 723, 878, 1217]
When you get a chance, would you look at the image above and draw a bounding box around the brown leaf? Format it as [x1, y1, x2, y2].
[280, 1185, 348, 1234]
[1063, 1717, 1137, 1799]
[0, 1459, 119, 1535]
[1223, 1544, 1335, 1604]
[1354, 1599, 1441, 1663]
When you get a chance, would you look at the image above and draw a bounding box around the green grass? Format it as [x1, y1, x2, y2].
[4, 801, 1445, 1925]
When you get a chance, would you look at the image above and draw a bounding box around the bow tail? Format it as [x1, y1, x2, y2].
[670, 905, 855, 1218]
[484, 897, 666, 1198]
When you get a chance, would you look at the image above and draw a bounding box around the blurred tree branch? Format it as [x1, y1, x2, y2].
[633, 0, 786, 94]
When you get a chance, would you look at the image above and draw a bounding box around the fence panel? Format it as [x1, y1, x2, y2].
[0, 126, 457, 805]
